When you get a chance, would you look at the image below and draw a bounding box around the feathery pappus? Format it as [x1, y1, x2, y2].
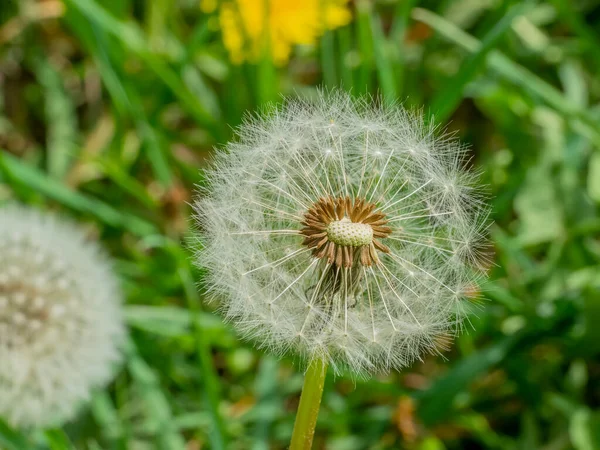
[195, 90, 490, 376]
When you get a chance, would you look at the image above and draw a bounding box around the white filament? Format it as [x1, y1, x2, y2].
[195, 89, 490, 376]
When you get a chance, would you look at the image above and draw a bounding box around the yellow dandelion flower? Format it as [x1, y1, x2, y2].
[200, 0, 218, 13]
[216, 0, 352, 65]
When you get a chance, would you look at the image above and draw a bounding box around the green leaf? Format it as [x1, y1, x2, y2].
[514, 164, 564, 245]
[0, 418, 32, 450]
[416, 334, 519, 425]
[124, 305, 223, 337]
[44, 429, 73, 450]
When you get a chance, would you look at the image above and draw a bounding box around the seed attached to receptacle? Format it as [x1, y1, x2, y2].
[300, 196, 392, 268]
[327, 218, 373, 247]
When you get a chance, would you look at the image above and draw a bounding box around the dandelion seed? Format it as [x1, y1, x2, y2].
[195, 89, 490, 376]
[0, 205, 125, 429]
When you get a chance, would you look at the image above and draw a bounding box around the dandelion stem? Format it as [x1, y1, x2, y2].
[290, 359, 328, 450]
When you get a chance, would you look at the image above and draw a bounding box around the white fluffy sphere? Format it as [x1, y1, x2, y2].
[195, 90, 489, 375]
[0, 205, 125, 428]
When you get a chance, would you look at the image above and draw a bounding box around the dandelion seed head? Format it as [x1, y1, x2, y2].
[0, 205, 125, 428]
[195, 90, 490, 376]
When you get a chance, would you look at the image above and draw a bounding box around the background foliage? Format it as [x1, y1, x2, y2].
[1, 0, 600, 448]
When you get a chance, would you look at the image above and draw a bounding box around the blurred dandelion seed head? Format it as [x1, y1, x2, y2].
[195, 90, 491, 376]
[0, 205, 125, 428]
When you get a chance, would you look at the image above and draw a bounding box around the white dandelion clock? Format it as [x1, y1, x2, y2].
[0, 205, 125, 429]
[195, 90, 490, 377]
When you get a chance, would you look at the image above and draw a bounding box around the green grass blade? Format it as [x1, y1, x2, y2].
[130, 235, 227, 448]
[412, 7, 600, 146]
[124, 339, 187, 450]
[320, 30, 337, 88]
[389, 0, 417, 97]
[90, 392, 126, 443]
[124, 305, 224, 337]
[356, 0, 374, 94]
[256, 56, 278, 106]
[96, 156, 159, 210]
[337, 26, 355, 89]
[32, 56, 79, 179]
[44, 429, 73, 450]
[62, 0, 220, 134]
[145, 0, 171, 49]
[550, 0, 600, 72]
[251, 357, 281, 450]
[0, 151, 158, 236]
[370, 13, 397, 102]
[178, 261, 228, 450]
[0, 419, 32, 450]
[416, 334, 520, 426]
[428, 2, 532, 123]
[390, 0, 417, 42]
[63, 13, 174, 187]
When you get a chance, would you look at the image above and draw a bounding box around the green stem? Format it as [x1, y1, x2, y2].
[289, 359, 328, 450]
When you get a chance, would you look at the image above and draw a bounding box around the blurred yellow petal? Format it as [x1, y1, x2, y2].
[220, 4, 246, 64]
[324, 1, 352, 28]
[217, 0, 352, 65]
[200, 0, 217, 14]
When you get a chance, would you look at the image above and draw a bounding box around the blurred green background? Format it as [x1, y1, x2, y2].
[1, 0, 600, 448]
